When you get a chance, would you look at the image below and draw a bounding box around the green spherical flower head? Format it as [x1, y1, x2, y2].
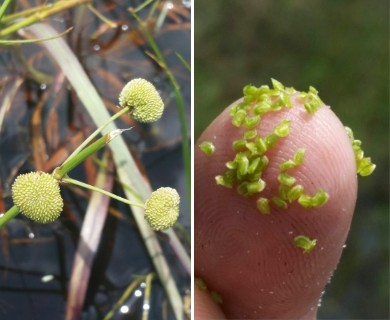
[144, 187, 180, 231]
[119, 78, 164, 123]
[11, 172, 63, 223]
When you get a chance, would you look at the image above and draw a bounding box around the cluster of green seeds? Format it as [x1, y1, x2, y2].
[345, 126, 376, 176]
[199, 79, 376, 253]
[211, 79, 329, 215]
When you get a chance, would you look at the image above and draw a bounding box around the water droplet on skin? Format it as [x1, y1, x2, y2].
[269, 291, 274, 295]
[93, 44, 101, 51]
[121, 24, 128, 31]
[288, 231, 293, 235]
[120, 305, 129, 314]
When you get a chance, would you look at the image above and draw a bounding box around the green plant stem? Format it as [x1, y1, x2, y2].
[1, 1, 67, 23]
[141, 273, 154, 320]
[103, 276, 145, 320]
[62, 106, 129, 168]
[0, 0, 13, 22]
[55, 130, 125, 179]
[86, 4, 117, 28]
[0, 0, 91, 37]
[62, 176, 145, 208]
[175, 52, 191, 72]
[132, 11, 191, 210]
[0, 27, 72, 45]
[0, 205, 20, 229]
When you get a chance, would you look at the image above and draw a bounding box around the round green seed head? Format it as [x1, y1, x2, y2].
[144, 187, 180, 231]
[11, 172, 63, 223]
[119, 78, 164, 123]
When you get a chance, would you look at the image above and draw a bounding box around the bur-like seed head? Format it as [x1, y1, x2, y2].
[119, 78, 164, 123]
[11, 172, 63, 223]
[144, 187, 180, 231]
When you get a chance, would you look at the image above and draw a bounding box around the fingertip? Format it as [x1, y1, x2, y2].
[195, 89, 358, 318]
[194, 286, 226, 320]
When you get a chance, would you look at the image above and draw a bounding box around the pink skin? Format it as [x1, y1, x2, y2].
[195, 96, 357, 319]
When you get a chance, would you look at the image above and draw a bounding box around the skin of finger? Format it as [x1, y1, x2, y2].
[194, 99, 357, 319]
[195, 286, 226, 319]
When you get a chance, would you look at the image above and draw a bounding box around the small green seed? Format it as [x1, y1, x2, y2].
[195, 277, 207, 290]
[311, 191, 329, 207]
[237, 155, 249, 176]
[297, 194, 312, 208]
[278, 184, 290, 200]
[215, 175, 233, 188]
[199, 141, 215, 156]
[248, 157, 261, 174]
[244, 115, 261, 129]
[237, 182, 249, 196]
[277, 172, 296, 187]
[233, 139, 246, 151]
[287, 185, 304, 202]
[272, 196, 288, 209]
[211, 291, 223, 304]
[243, 84, 258, 96]
[246, 180, 266, 195]
[274, 119, 291, 137]
[225, 161, 237, 170]
[255, 137, 267, 154]
[309, 86, 318, 95]
[245, 142, 258, 154]
[358, 157, 376, 176]
[281, 92, 292, 107]
[294, 235, 317, 253]
[280, 159, 296, 171]
[345, 126, 354, 140]
[254, 102, 271, 115]
[293, 149, 305, 165]
[257, 197, 270, 214]
[258, 155, 269, 170]
[244, 129, 258, 140]
[265, 133, 279, 148]
[271, 78, 284, 91]
[232, 109, 247, 127]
